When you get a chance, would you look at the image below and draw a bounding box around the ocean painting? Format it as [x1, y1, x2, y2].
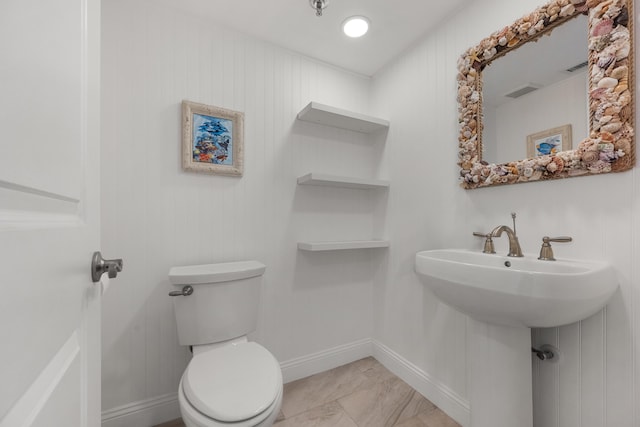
[192, 113, 234, 165]
[534, 134, 561, 157]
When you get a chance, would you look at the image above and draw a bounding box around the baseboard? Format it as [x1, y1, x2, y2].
[372, 340, 470, 427]
[101, 393, 180, 427]
[280, 338, 373, 383]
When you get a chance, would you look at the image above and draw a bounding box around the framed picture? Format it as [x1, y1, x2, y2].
[526, 124, 572, 158]
[182, 100, 244, 176]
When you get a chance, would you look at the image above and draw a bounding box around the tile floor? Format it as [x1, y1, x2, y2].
[155, 357, 460, 427]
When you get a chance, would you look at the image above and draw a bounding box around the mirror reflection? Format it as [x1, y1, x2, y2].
[482, 14, 588, 164]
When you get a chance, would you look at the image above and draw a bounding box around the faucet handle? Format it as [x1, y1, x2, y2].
[538, 236, 572, 261]
[473, 232, 496, 254]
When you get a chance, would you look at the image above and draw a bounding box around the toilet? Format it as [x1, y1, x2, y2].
[169, 261, 283, 427]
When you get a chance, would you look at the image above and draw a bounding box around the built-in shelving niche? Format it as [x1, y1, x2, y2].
[296, 102, 390, 252]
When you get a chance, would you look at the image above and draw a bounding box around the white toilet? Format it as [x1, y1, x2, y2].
[169, 261, 283, 427]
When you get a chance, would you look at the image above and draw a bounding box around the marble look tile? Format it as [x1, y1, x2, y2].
[395, 407, 462, 427]
[361, 360, 401, 383]
[281, 362, 373, 417]
[338, 376, 433, 427]
[349, 356, 380, 372]
[273, 401, 358, 427]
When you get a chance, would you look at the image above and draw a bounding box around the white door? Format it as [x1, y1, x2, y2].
[0, 0, 103, 426]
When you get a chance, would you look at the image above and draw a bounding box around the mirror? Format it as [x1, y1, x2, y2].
[457, 0, 634, 189]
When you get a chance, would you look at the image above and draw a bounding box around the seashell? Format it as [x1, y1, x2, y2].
[614, 8, 629, 26]
[590, 87, 608, 99]
[597, 54, 615, 69]
[518, 22, 532, 35]
[615, 43, 630, 60]
[598, 77, 618, 88]
[548, 5, 561, 15]
[614, 84, 628, 93]
[560, 4, 576, 16]
[549, 156, 565, 173]
[618, 91, 631, 107]
[498, 36, 508, 46]
[599, 115, 613, 125]
[603, 5, 621, 20]
[593, 0, 614, 17]
[611, 65, 628, 80]
[602, 121, 622, 133]
[582, 150, 600, 164]
[591, 68, 605, 83]
[599, 132, 615, 142]
[615, 138, 631, 153]
[619, 106, 632, 121]
[591, 19, 614, 37]
[483, 47, 497, 60]
[604, 106, 619, 116]
[507, 37, 520, 47]
[588, 160, 612, 174]
[591, 34, 612, 52]
[586, 0, 602, 7]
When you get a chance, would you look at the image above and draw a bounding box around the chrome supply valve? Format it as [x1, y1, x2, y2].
[538, 236, 572, 261]
[473, 232, 496, 254]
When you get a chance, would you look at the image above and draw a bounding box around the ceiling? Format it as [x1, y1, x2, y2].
[162, 0, 472, 76]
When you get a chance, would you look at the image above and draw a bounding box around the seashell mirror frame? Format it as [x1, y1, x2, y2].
[458, 0, 635, 189]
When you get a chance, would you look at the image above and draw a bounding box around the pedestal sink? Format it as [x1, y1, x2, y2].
[415, 249, 618, 427]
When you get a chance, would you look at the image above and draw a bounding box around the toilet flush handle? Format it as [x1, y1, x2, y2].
[169, 285, 194, 297]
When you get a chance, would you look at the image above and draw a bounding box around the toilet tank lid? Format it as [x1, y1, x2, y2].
[169, 261, 266, 285]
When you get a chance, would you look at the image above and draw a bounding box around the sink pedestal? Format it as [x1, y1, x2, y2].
[468, 320, 533, 427]
[415, 249, 618, 427]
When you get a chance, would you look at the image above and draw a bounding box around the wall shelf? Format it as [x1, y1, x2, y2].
[297, 240, 390, 251]
[297, 173, 389, 190]
[297, 102, 390, 134]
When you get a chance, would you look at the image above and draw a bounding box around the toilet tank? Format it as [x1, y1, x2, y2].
[169, 261, 266, 346]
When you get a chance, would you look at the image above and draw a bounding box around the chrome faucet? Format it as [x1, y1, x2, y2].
[491, 213, 523, 257]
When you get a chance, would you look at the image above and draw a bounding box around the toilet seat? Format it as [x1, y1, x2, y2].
[182, 342, 281, 424]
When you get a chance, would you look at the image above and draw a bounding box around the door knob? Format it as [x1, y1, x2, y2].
[91, 251, 123, 282]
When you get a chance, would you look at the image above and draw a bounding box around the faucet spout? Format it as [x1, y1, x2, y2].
[491, 225, 523, 257]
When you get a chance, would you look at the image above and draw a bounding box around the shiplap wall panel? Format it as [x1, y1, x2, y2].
[102, 0, 379, 416]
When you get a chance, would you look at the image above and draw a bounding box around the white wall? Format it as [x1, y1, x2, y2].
[101, 0, 383, 423]
[371, 1, 639, 426]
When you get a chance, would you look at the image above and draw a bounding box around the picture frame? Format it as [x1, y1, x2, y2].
[182, 100, 244, 176]
[526, 124, 572, 158]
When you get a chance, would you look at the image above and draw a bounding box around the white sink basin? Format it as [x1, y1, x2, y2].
[415, 249, 618, 328]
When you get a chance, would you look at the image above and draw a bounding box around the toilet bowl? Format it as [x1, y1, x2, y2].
[178, 338, 283, 427]
[169, 261, 283, 427]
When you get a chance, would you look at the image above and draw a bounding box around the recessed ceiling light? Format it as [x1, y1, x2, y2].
[342, 16, 369, 38]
